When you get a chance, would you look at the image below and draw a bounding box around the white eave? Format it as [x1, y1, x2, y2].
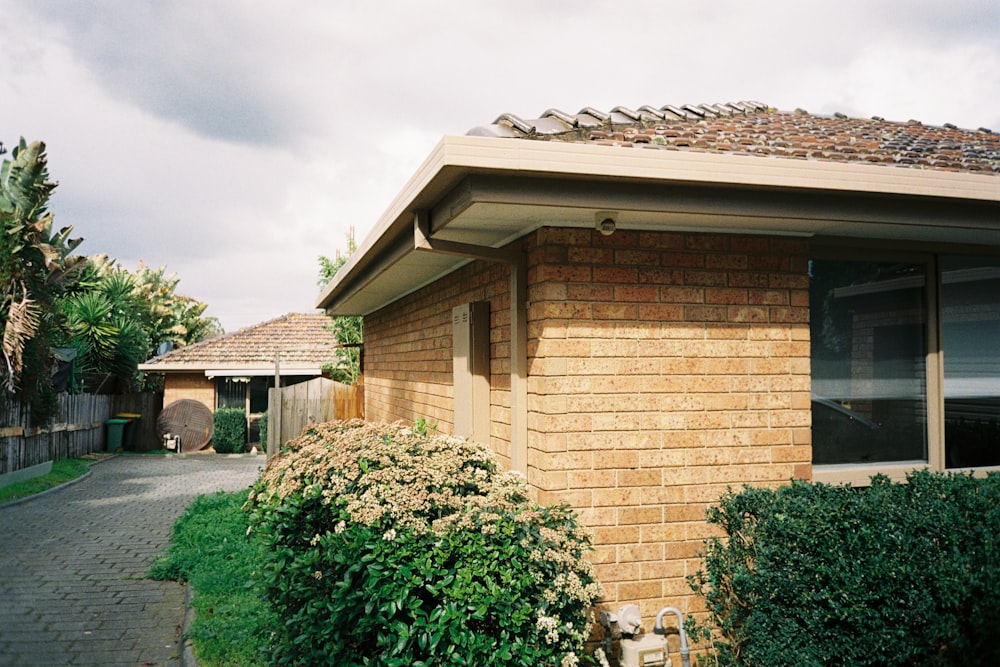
[137, 363, 322, 376]
[205, 368, 322, 378]
[317, 135, 1000, 317]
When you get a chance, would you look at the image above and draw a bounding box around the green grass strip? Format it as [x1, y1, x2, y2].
[149, 490, 275, 667]
[0, 458, 92, 505]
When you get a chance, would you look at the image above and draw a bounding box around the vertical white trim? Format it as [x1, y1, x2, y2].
[511, 260, 529, 475]
[927, 255, 945, 471]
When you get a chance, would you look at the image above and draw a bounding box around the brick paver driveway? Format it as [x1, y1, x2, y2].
[0, 454, 264, 667]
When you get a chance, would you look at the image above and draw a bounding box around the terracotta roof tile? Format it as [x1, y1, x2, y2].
[139, 312, 337, 370]
[467, 101, 1000, 175]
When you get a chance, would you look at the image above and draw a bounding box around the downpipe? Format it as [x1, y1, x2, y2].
[653, 607, 691, 667]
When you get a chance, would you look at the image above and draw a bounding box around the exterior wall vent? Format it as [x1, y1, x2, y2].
[453, 301, 491, 445]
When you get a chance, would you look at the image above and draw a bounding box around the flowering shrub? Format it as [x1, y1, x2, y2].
[246, 419, 601, 667]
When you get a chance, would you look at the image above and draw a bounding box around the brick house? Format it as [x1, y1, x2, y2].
[315, 102, 1000, 631]
[139, 312, 337, 446]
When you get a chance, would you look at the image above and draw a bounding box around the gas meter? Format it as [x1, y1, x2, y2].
[620, 632, 671, 667]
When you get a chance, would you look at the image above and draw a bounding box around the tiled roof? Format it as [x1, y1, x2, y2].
[139, 312, 337, 370]
[467, 101, 1000, 175]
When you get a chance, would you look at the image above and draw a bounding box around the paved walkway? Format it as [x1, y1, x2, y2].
[0, 454, 265, 667]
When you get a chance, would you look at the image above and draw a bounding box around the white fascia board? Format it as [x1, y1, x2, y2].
[138, 364, 321, 376]
[451, 135, 1000, 201]
[205, 368, 321, 377]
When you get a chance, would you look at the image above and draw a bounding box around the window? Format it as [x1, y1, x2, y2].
[810, 253, 1000, 480]
[216, 377, 248, 409]
[941, 256, 1000, 469]
[810, 260, 928, 466]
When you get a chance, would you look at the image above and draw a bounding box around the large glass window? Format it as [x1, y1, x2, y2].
[810, 260, 928, 465]
[941, 256, 1000, 468]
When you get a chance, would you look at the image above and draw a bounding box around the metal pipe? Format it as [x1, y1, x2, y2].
[652, 606, 690, 667]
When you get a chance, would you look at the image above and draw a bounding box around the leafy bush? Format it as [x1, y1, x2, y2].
[213, 407, 247, 453]
[258, 411, 268, 446]
[246, 419, 601, 667]
[149, 490, 275, 666]
[689, 470, 1000, 666]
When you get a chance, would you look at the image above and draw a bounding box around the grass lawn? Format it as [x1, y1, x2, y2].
[0, 457, 93, 505]
[149, 489, 275, 667]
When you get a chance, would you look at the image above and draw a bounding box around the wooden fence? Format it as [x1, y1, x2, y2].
[0, 392, 163, 475]
[266, 378, 364, 456]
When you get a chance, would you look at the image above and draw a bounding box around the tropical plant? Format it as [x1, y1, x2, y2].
[59, 289, 150, 393]
[318, 229, 362, 384]
[132, 260, 221, 351]
[56, 255, 220, 392]
[0, 138, 218, 403]
[0, 138, 84, 420]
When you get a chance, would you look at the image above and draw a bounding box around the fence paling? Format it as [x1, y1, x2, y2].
[0, 392, 162, 475]
[266, 379, 363, 456]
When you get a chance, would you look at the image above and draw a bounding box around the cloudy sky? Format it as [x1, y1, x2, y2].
[3, 0, 998, 333]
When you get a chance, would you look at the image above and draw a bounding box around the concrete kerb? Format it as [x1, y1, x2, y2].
[181, 585, 199, 667]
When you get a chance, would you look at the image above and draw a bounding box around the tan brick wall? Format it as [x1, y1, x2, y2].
[364, 226, 812, 625]
[525, 227, 811, 621]
[364, 261, 514, 465]
[163, 373, 215, 412]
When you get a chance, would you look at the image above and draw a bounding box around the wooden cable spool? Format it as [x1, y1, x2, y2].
[156, 399, 214, 451]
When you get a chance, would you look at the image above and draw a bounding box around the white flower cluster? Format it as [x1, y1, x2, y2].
[536, 613, 560, 644]
[251, 420, 514, 535]
[561, 653, 579, 667]
[250, 419, 604, 659]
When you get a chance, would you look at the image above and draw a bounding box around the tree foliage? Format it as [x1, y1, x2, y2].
[0, 137, 221, 404]
[0, 139, 84, 418]
[318, 229, 362, 384]
[56, 254, 222, 393]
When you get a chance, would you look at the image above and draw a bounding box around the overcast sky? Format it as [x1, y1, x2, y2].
[3, 0, 998, 333]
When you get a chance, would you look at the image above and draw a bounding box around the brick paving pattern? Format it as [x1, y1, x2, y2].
[0, 454, 264, 667]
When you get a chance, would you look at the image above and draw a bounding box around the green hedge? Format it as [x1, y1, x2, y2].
[246, 419, 601, 667]
[212, 407, 247, 453]
[689, 470, 1000, 666]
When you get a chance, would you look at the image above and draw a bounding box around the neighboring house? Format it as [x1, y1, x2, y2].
[315, 102, 1000, 628]
[139, 312, 338, 443]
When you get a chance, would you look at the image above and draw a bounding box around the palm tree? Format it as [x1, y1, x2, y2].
[0, 139, 83, 417]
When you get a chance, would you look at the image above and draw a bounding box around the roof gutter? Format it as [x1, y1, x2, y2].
[316, 135, 1000, 316]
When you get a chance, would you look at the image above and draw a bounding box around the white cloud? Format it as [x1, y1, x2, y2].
[3, 0, 998, 332]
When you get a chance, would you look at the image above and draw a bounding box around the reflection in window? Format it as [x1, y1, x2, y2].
[942, 257, 1000, 468]
[810, 260, 928, 465]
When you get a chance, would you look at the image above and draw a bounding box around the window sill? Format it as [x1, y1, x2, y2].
[812, 461, 929, 487]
